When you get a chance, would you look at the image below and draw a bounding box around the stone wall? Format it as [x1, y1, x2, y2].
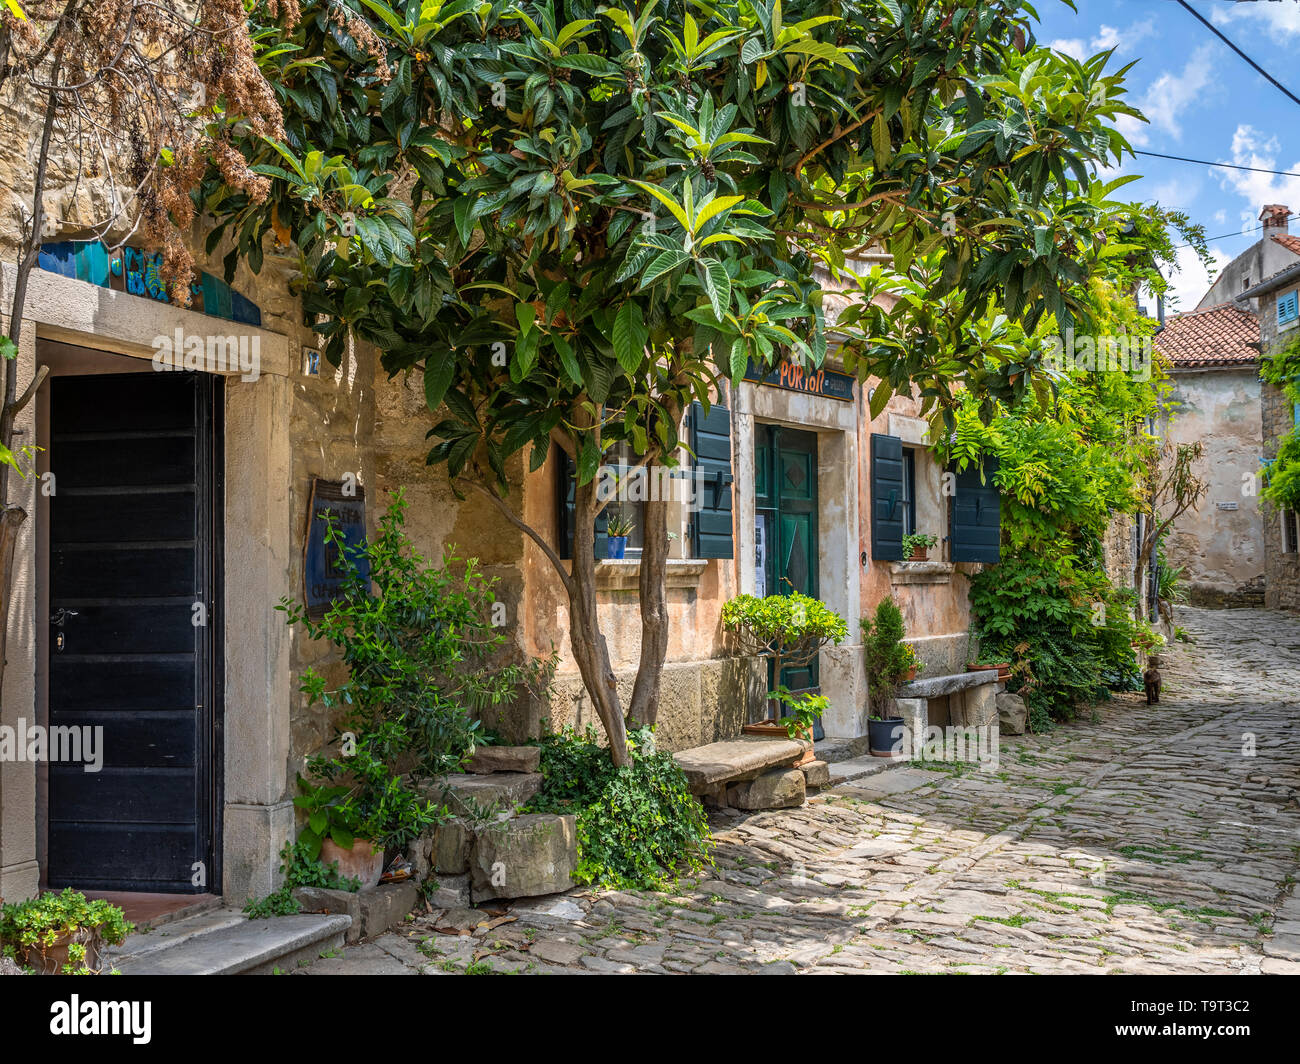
[1162, 366, 1265, 607]
[1257, 296, 1300, 612]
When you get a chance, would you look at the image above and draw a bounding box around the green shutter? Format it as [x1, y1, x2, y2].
[688, 400, 734, 559]
[870, 433, 905, 561]
[558, 452, 608, 560]
[950, 459, 1001, 563]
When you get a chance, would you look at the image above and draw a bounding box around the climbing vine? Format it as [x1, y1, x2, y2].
[1260, 336, 1300, 512]
[935, 279, 1166, 725]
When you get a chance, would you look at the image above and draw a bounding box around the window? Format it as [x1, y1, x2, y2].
[605, 441, 646, 557]
[1278, 290, 1299, 329]
[1285, 510, 1300, 555]
[901, 448, 917, 536]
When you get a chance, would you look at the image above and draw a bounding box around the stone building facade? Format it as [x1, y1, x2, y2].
[0, 200, 998, 906]
[1153, 303, 1265, 607]
[1242, 265, 1300, 611]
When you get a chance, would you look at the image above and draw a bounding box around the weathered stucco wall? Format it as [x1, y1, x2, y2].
[1162, 366, 1265, 606]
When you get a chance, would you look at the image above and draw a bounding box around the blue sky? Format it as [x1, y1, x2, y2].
[1034, 0, 1300, 310]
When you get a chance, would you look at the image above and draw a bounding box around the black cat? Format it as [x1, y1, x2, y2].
[1144, 654, 1162, 705]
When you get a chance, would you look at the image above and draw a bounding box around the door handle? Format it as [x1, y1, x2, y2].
[50, 608, 79, 627]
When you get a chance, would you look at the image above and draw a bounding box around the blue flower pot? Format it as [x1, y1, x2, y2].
[607, 536, 628, 559]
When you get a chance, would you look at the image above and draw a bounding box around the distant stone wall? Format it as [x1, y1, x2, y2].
[1257, 300, 1300, 612]
[1161, 367, 1265, 607]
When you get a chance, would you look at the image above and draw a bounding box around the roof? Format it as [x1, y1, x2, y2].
[1154, 302, 1259, 368]
[1273, 233, 1300, 256]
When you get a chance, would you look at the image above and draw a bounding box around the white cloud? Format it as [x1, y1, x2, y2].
[1127, 43, 1219, 145]
[1214, 210, 1227, 225]
[1164, 244, 1233, 313]
[1050, 36, 1087, 60]
[1052, 18, 1156, 62]
[1093, 18, 1155, 55]
[1211, 123, 1300, 221]
[1214, 1, 1300, 37]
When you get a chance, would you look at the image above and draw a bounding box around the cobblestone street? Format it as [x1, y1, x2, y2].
[303, 607, 1300, 975]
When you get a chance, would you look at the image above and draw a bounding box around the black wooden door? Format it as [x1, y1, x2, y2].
[47, 371, 221, 893]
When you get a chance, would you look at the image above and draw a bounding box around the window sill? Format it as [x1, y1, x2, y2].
[888, 560, 954, 586]
[595, 558, 709, 591]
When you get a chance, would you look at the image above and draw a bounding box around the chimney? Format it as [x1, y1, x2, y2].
[1260, 203, 1292, 234]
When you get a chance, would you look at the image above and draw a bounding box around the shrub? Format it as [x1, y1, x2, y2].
[524, 726, 712, 890]
[722, 592, 847, 732]
[279, 487, 549, 782]
[969, 552, 1140, 725]
[861, 597, 913, 718]
[243, 841, 362, 919]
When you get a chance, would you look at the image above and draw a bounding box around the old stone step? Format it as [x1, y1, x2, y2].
[112, 913, 351, 975]
[423, 771, 544, 815]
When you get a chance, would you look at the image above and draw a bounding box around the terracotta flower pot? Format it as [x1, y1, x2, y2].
[907, 547, 929, 561]
[902, 666, 917, 682]
[741, 719, 816, 765]
[21, 928, 103, 974]
[320, 837, 385, 891]
[969, 662, 1012, 681]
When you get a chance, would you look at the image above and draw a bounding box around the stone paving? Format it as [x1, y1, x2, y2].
[299, 607, 1300, 975]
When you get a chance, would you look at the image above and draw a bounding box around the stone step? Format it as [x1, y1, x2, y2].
[815, 736, 870, 763]
[107, 906, 249, 966]
[112, 913, 351, 975]
[827, 753, 911, 786]
[423, 771, 543, 815]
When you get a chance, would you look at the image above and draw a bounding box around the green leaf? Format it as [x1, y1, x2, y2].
[423, 354, 455, 413]
[612, 302, 648, 374]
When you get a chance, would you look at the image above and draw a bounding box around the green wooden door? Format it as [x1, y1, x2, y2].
[755, 425, 821, 730]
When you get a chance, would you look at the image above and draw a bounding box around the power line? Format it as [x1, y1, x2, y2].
[1134, 149, 1300, 179]
[1177, 0, 1300, 108]
[1172, 224, 1262, 250]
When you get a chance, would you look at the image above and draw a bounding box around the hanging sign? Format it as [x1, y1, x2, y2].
[743, 358, 855, 402]
[303, 478, 369, 619]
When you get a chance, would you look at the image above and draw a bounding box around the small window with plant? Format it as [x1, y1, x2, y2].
[605, 511, 635, 559]
[901, 532, 938, 560]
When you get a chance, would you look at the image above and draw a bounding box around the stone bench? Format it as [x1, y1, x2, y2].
[894, 670, 1000, 738]
[674, 736, 817, 809]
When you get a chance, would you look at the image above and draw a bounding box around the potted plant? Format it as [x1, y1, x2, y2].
[966, 629, 1011, 680]
[862, 597, 913, 757]
[722, 591, 848, 756]
[899, 642, 924, 683]
[606, 513, 634, 559]
[297, 728, 442, 891]
[1, 889, 133, 974]
[901, 532, 938, 561]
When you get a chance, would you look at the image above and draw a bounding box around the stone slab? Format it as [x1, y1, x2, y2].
[674, 737, 811, 791]
[424, 874, 471, 909]
[470, 813, 577, 902]
[292, 886, 364, 944]
[726, 767, 806, 809]
[358, 881, 420, 939]
[800, 760, 831, 788]
[425, 772, 543, 815]
[828, 755, 908, 785]
[114, 915, 351, 975]
[465, 745, 542, 775]
[899, 670, 1000, 699]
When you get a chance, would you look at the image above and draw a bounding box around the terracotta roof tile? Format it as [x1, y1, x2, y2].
[1154, 302, 1259, 367]
[1272, 233, 1300, 256]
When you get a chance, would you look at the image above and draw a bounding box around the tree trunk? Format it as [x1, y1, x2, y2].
[0, 507, 25, 709]
[627, 485, 669, 728]
[570, 475, 630, 766]
[0, 83, 57, 713]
